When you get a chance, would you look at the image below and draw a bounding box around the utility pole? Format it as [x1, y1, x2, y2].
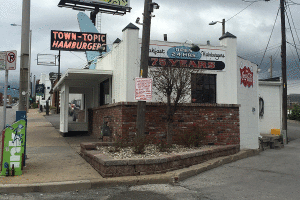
[136, 0, 155, 138]
[270, 55, 273, 78]
[222, 19, 225, 36]
[56, 50, 61, 114]
[27, 30, 32, 111]
[2, 69, 8, 130]
[280, 0, 288, 144]
[19, 0, 31, 112]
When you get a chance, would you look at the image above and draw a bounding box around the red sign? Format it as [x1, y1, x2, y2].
[51, 30, 106, 52]
[7, 52, 16, 63]
[135, 78, 153, 101]
[240, 66, 253, 87]
[5, 51, 17, 70]
[149, 57, 225, 70]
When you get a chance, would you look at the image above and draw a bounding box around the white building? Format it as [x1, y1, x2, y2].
[54, 23, 282, 149]
[37, 73, 52, 107]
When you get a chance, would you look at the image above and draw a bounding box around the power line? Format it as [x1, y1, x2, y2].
[258, 7, 280, 68]
[285, 2, 300, 62]
[241, 43, 281, 58]
[69, 51, 86, 62]
[226, 1, 256, 22]
[286, 3, 300, 45]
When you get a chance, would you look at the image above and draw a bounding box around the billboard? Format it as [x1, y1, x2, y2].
[58, 0, 131, 15]
[75, 0, 129, 7]
[51, 30, 106, 52]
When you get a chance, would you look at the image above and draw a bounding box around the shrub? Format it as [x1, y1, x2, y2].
[176, 123, 207, 147]
[288, 105, 300, 121]
[113, 135, 130, 152]
[50, 106, 56, 110]
[32, 102, 39, 109]
[157, 139, 172, 152]
[132, 136, 148, 154]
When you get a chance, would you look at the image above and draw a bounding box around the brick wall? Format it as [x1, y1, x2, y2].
[90, 102, 240, 145]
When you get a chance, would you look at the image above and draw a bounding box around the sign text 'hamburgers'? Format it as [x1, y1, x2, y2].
[51, 30, 106, 52]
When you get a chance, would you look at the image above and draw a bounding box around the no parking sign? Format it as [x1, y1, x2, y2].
[6, 50, 17, 70]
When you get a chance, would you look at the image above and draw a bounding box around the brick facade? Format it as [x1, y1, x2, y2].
[90, 102, 240, 146]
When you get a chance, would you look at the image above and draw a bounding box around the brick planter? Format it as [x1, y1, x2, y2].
[80, 142, 240, 178]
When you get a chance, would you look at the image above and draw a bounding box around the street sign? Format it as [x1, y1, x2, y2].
[5, 51, 17, 70]
[135, 78, 153, 101]
[0, 51, 6, 70]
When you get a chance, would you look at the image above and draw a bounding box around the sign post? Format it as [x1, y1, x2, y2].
[1, 50, 17, 130]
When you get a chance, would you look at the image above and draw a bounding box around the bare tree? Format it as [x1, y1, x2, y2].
[149, 64, 202, 144]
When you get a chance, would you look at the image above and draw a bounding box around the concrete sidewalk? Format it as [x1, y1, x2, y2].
[0, 109, 260, 193]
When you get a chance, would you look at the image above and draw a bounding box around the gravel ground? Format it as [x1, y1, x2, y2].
[96, 144, 216, 159]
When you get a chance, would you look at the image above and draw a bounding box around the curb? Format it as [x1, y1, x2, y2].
[172, 149, 261, 183]
[0, 149, 260, 194]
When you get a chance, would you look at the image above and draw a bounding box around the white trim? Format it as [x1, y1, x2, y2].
[53, 68, 113, 91]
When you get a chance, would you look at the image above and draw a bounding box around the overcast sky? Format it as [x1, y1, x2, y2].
[1, 0, 300, 94]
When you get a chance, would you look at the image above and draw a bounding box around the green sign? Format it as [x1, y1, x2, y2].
[1, 120, 26, 176]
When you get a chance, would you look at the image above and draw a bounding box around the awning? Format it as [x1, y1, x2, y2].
[53, 68, 113, 91]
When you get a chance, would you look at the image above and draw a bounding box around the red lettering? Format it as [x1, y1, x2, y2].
[198, 61, 206, 69]
[208, 62, 215, 69]
[87, 34, 93, 42]
[97, 43, 102, 50]
[87, 43, 93, 50]
[64, 32, 71, 40]
[71, 33, 76, 40]
[64, 41, 72, 49]
[169, 59, 178, 67]
[151, 58, 159, 66]
[82, 34, 87, 41]
[159, 59, 167, 67]
[82, 43, 87, 50]
[76, 42, 83, 49]
[52, 31, 59, 39]
[92, 43, 97, 50]
[58, 32, 63, 39]
[179, 60, 187, 67]
[71, 42, 76, 49]
[57, 41, 64, 48]
[189, 61, 197, 68]
[101, 35, 106, 42]
[93, 34, 98, 42]
[52, 41, 59, 48]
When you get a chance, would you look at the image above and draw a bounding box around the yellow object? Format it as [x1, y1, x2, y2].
[271, 129, 280, 135]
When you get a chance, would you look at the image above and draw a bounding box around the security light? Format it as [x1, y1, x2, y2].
[135, 17, 143, 25]
[209, 21, 218, 25]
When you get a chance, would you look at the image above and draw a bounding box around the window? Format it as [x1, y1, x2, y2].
[100, 79, 110, 106]
[191, 74, 216, 103]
